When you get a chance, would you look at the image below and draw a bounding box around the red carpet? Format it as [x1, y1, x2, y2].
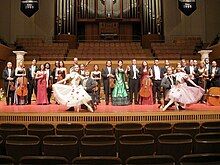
[0, 101, 220, 113]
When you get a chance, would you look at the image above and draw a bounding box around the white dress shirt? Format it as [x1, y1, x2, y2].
[8, 68, 11, 78]
[31, 65, 36, 78]
[132, 65, 137, 79]
[154, 66, 161, 80]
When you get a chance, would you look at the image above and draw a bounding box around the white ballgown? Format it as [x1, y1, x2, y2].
[52, 72, 91, 108]
[166, 72, 205, 104]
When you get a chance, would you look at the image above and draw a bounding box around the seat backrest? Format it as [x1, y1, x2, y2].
[145, 123, 172, 139]
[0, 123, 27, 139]
[28, 124, 55, 139]
[194, 133, 220, 154]
[179, 153, 220, 165]
[126, 155, 175, 165]
[119, 134, 155, 163]
[0, 155, 15, 165]
[85, 123, 114, 135]
[43, 135, 79, 162]
[72, 156, 122, 165]
[201, 121, 220, 133]
[19, 156, 68, 165]
[115, 123, 143, 138]
[80, 135, 116, 156]
[6, 135, 41, 163]
[173, 122, 200, 137]
[157, 133, 193, 161]
[56, 123, 84, 139]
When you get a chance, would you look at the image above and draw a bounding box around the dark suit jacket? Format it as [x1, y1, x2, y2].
[82, 77, 97, 93]
[2, 68, 15, 91]
[151, 65, 164, 80]
[101, 67, 115, 91]
[184, 66, 199, 76]
[27, 65, 38, 81]
[127, 65, 140, 79]
[209, 67, 220, 87]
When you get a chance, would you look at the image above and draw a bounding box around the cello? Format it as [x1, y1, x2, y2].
[207, 87, 220, 106]
[16, 68, 28, 100]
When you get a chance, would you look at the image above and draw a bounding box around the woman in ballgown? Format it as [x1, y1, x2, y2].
[35, 64, 48, 105]
[162, 65, 205, 111]
[139, 60, 153, 105]
[52, 64, 93, 112]
[90, 64, 102, 104]
[57, 61, 67, 81]
[112, 60, 130, 106]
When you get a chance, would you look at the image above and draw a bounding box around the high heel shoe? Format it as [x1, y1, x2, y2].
[88, 107, 94, 113]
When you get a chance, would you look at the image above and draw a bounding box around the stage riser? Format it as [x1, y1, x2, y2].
[1, 112, 220, 125]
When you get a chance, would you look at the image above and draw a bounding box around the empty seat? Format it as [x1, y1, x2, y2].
[85, 123, 114, 135]
[179, 153, 220, 165]
[19, 156, 68, 165]
[81, 135, 116, 156]
[173, 122, 200, 137]
[201, 121, 220, 133]
[145, 123, 172, 140]
[157, 133, 192, 161]
[56, 123, 84, 140]
[5, 135, 41, 163]
[42, 135, 79, 163]
[119, 134, 155, 163]
[194, 132, 220, 154]
[28, 124, 55, 140]
[0, 135, 4, 155]
[72, 156, 122, 165]
[0, 123, 27, 139]
[0, 155, 15, 165]
[126, 155, 175, 165]
[115, 123, 143, 139]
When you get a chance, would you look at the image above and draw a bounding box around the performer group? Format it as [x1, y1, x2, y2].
[2, 57, 220, 112]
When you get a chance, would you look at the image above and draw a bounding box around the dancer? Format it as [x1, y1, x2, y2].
[162, 65, 205, 111]
[112, 60, 130, 106]
[52, 64, 93, 112]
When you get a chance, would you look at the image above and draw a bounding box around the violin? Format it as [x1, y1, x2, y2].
[109, 77, 115, 88]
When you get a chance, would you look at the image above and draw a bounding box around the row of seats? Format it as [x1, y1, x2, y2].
[1, 122, 220, 140]
[1, 154, 220, 165]
[1, 133, 220, 163]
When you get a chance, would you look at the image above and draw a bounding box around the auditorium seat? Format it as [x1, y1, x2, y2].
[0, 135, 4, 155]
[0, 155, 15, 165]
[72, 156, 122, 165]
[56, 123, 84, 140]
[80, 135, 116, 156]
[5, 135, 41, 163]
[179, 153, 220, 165]
[27, 124, 55, 140]
[194, 132, 220, 154]
[42, 135, 79, 163]
[19, 156, 68, 165]
[144, 123, 172, 140]
[115, 123, 143, 140]
[173, 122, 200, 138]
[0, 123, 27, 139]
[157, 133, 193, 161]
[201, 121, 220, 133]
[85, 123, 114, 135]
[126, 155, 175, 165]
[118, 134, 155, 163]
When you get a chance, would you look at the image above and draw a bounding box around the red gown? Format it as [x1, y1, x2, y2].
[36, 72, 48, 105]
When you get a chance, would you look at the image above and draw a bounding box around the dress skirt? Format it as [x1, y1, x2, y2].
[53, 84, 92, 108]
[166, 83, 205, 104]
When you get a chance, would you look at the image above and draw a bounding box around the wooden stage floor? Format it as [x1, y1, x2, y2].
[0, 101, 220, 125]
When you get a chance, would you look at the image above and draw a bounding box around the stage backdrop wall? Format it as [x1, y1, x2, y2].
[0, 0, 220, 43]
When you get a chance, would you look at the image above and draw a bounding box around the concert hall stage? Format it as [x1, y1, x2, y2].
[0, 101, 220, 125]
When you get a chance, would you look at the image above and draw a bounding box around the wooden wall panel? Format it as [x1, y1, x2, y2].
[85, 23, 99, 40]
[119, 23, 133, 41]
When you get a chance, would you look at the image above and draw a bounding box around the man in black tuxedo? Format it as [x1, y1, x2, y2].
[152, 59, 164, 104]
[27, 59, 38, 104]
[209, 61, 220, 87]
[82, 70, 98, 110]
[45, 62, 53, 104]
[184, 59, 199, 85]
[126, 59, 140, 105]
[51, 61, 60, 84]
[101, 60, 115, 105]
[2, 62, 15, 105]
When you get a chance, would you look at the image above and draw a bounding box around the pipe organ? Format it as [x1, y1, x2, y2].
[55, 0, 163, 36]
